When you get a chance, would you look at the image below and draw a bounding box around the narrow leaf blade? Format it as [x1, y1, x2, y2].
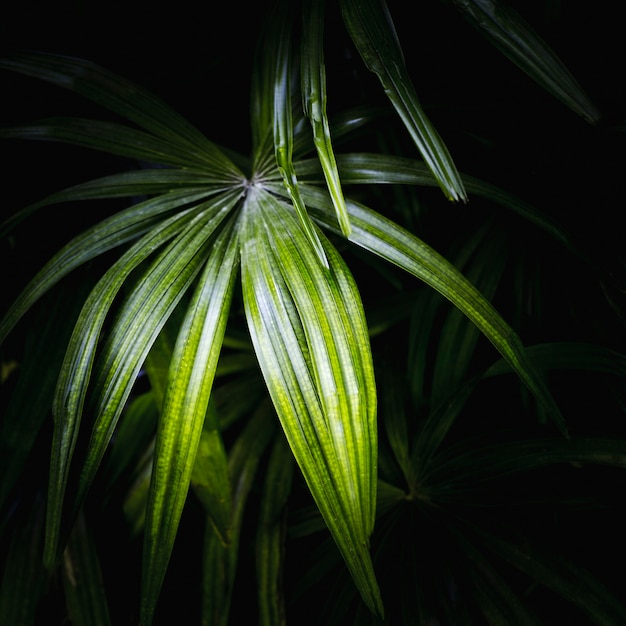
[303, 186, 566, 434]
[241, 187, 383, 617]
[0, 51, 238, 169]
[141, 218, 240, 625]
[301, 0, 352, 236]
[451, 0, 601, 124]
[340, 0, 467, 201]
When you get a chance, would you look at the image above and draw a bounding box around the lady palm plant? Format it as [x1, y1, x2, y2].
[1, 0, 625, 624]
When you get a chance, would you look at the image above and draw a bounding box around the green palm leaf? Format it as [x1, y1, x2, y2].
[141, 216, 240, 626]
[43, 207, 204, 566]
[0, 190, 218, 344]
[300, 185, 566, 434]
[256, 433, 294, 626]
[0, 167, 227, 239]
[46, 196, 238, 566]
[0, 52, 238, 171]
[0, 117, 239, 173]
[301, 0, 352, 237]
[2, 7, 619, 622]
[296, 152, 573, 249]
[240, 186, 383, 617]
[450, 0, 601, 124]
[340, 0, 467, 202]
[201, 403, 277, 626]
[270, 0, 329, 268]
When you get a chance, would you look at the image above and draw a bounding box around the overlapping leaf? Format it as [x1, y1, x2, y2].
[240, 186, 383, 617]
[201, 403, 277, 626]
[0, 52, 240, 173]
[301, 0, 352, 236]
[296, 152, 574, 249]
[1, 5, 612, 622]
[269, 0, 329, 268]
[140, 215, 240, 626]
[0, 189, 222, 344]
[46, 194, 239, 566]
[295, 184, 566, 434]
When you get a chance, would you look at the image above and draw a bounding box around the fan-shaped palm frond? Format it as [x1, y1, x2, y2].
[1, 1, 623, 625]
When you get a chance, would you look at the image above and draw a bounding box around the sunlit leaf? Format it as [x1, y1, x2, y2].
[271, 1, 329, 268]
[141, 215, 240, 626]
[300, 185, 567, 435]
[0, 190, 217, 343]
[296, 152, 573, 249]
[240, 186, 383, 617]
[46, 194, 238, 566]
[44, 206, 205, 567]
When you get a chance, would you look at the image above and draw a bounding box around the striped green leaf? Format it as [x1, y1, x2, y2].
[44, 207, 205, 567]
[296, 152, 573, 249]
[240, 186, 383, 617]
[269, 0, 329, 268]
[300, 185, 567, 435]
[141, 216, 240, 626]
[0, 190, 215, 345]
[301, 0, 351, 237]
[340, 0, 467, 202]
[46, 195, 238, 566]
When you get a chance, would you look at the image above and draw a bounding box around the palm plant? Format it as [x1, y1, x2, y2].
[1, 0, 625, 624]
